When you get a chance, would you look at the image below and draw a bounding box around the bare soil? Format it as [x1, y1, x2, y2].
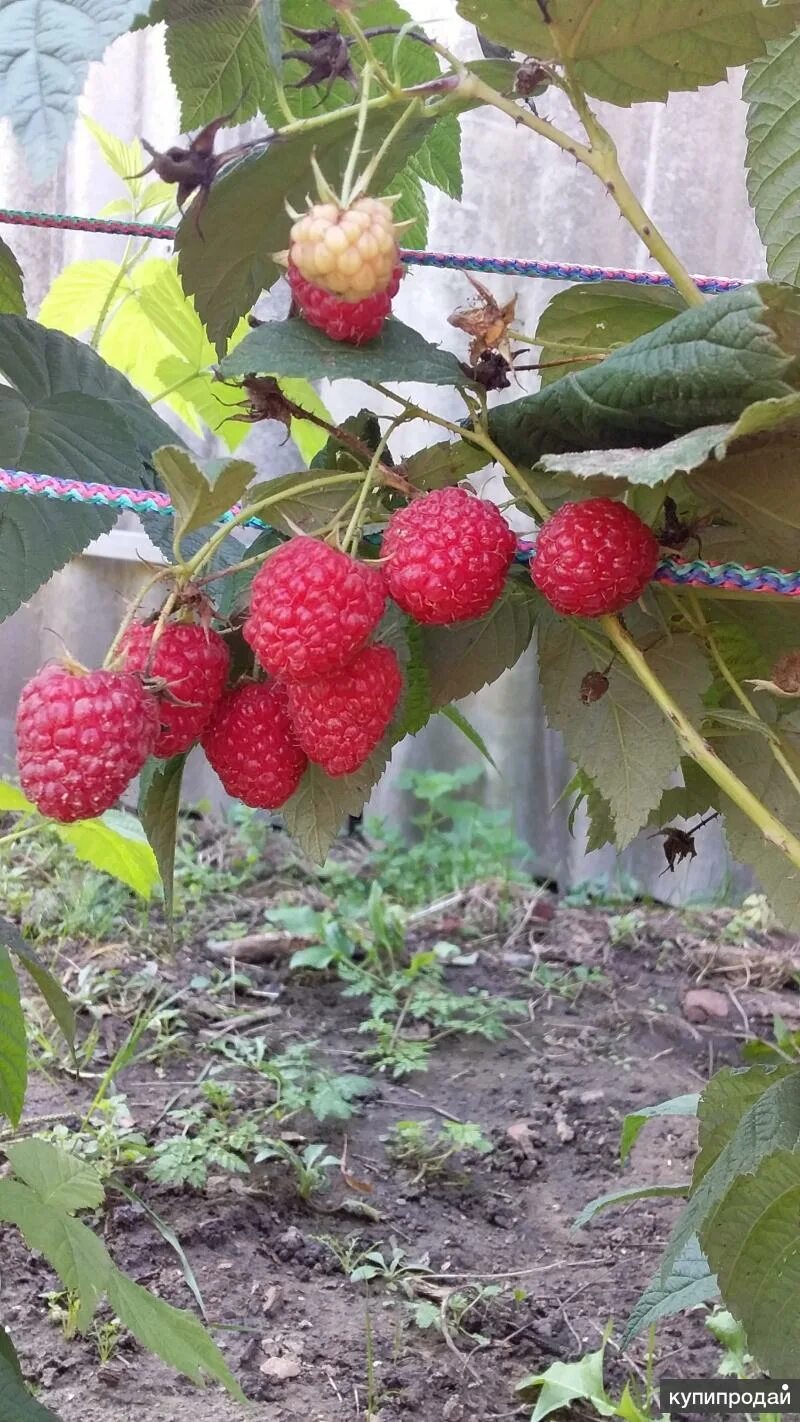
[4, 856, 800, 1422]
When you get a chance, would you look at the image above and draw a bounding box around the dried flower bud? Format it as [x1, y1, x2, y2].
[772, 650, 800, 694]
[580, 670, 609, 704]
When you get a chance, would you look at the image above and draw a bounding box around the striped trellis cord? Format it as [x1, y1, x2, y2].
[2, 468, 798, 598]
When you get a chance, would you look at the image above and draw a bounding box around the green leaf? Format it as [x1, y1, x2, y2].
[152, 446, 255, 546]
[0, 916, 76, 1056]
[0, 944, 26, 1127]
[57, 810, 158, 898]
[106, 1266, 245, 1399]
[38, 260, 131, 338]
[399, 620, 434, 737]
[538, 615, 712, 846]
[700, 1149, 800, 1374]
[620, 1093, 700, 1163]
[0, 1179, 111, 1330]
[243, 469, 363, 534]
[438, 706, 498, 768]
[696, 1063, 798, 1180]
[663, 1065, 800, 1277]
[0, 0, 154, 180]
[719, 721, 800, 930]
[573, 1181, 689, 1230]
[176, 99, 440, 354]
[456, 0, 798, 107]
[222, 317, 466, 387]
[745, 31, 800, 285]
[138, 755, 187, 923]
[389, 162, 429, 251]
[488, 283, 800, 471]
[6, 1140, 104, 1212]
[0, 238, 24, 317]
[259, 0, 283, 74]
[0, 1343, 60, 1422]
[622, 1235, 718, 1345]
[421, 581, 541, 708]
[535, 283, 685, 388]
[283, 746, 393, 863]
[165, 0, 275, 131]
[403, 439, 488, 490]
[409, 114, 463, 200]
[516, 1338, 615, 1421]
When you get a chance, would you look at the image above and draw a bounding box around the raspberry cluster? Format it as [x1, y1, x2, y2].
[287, 195, 402, 344]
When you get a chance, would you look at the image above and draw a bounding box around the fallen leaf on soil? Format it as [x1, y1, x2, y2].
[682, 987, 730, 1023]
[207, 930, 309, 960]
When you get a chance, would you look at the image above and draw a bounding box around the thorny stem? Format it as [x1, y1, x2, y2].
[371, 383, 550, 522]
[601, 615, 800, 874]
[686, 592, 800, 802]
[457, 70, 704, 310]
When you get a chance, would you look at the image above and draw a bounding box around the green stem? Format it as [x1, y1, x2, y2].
[341, 415, 404, 553]
[457, 71, 703, 310]
[341, 64, 375, 208]
[0, 822, 40, 851]
[352, 98, 422, 199]
[183, 472, 367, 579]
[103, 568, 172, 668]
[687, 593, 800, 801]
[372, 383, 550, 522]
[89, 238, 151, 349]
[602, 614, 800, 873]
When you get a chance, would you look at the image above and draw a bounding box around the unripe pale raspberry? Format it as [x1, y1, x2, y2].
[289, 197, 400, 301]
[118, 620, 230, 758]
[288, 260, 402, 344]
[382, 486, 517, 625]
[532, 498, 659, 617]
[286, 644, 402, 777]
[244, 537, 386, 683]
[16, 665, 160, 823]
[201, 682, 307, 809]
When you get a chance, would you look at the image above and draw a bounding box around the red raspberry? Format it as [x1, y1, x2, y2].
[119, 620, 230, 757]
[531, 498, 659, 617]
[201, 682, 307, 809]
[16, 665, 159, 823]
[244, 537, 386, 683]
[288, 261, 402, 344]
[382, 486, 517, 624]
[286, 645, 402, 777]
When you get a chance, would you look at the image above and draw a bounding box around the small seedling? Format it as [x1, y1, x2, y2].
[44, 1289, 81, 1342]
[386, 1118, 492, 1184]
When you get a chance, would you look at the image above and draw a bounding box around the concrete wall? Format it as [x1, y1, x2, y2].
[0, 6, 765, 899]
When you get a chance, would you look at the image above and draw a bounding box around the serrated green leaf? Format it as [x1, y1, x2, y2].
[83, 115, 149, 191]
[6, 1140, 104, 1212]
[0, 491, 115, 624]
[745, 30, 800, 285]
[409, 114, 462, 200]
[222, 316, 466, 386]
[662, 1065, 800, 1278]
[244, 468, 362, 533]
[619, 1093, 699, 1164]
[697, 1064, 799, 1179]
[719, 730, 800, 931]
[0, 237, 24, 317]
[700, 1147, 800, 1374]
[0, 915, 75, 1057]
[106, 1265, 245, 1398]
[456, 0, 798, 107]
[650, 760, 720, 829]
[153, 446, 256, 545]
[0, 1344, 60, 1422]
[489, 283, 800, 471]
[57, 810, 159, 898]
[0, 944, 26, 1127]
[538, 615, 712, 846]
[0, 0, 154, 180]
[421, 581, 540, 707]
[399, 620, 433, 736]
[403, 439, 488, 490]
[535, 283, 685, 388]
[259, 0, 282, 73]
[622, 1235, 718, 1345]
[389, 162, 428, 252]
[177, 100, 440, 354]
[438, 706, 498, 768]
[516, 1340, 615, 1421]
[0, 1179, 111, 1330]
[573, 1181, 688, 1230]
[283, 745, 393, 863]
[138, 755, 187, 923]
[165, 0, 274, 131]
[38, 260, 130, 339]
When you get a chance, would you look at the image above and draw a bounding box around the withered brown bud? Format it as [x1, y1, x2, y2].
[515, 59, 550, 98]
[656, 826, 697, 874]
[283, 25, 357, 94]
[772, 650, 800, 694]
[580, 670, 610, 705]
[472, 350, 512, 390]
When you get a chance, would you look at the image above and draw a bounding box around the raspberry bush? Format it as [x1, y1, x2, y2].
[2, 0, 800, 1396]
